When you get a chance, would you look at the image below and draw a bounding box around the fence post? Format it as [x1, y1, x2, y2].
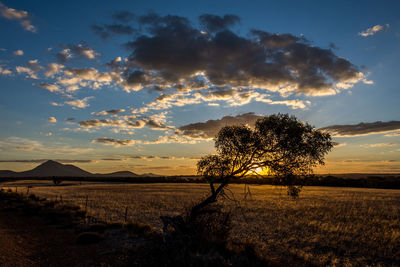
[84, 195, 88, 213]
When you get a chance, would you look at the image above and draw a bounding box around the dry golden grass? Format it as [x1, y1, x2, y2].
[2, 181, 399, 266]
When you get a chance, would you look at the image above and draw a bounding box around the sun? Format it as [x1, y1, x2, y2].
[246, 166, 271, 176]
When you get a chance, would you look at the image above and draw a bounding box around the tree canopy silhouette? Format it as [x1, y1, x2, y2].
[194, 113, 333, 213]
[160, 114, 332, 251]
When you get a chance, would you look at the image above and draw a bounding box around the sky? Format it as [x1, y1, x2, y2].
[0, 0, 399, 175]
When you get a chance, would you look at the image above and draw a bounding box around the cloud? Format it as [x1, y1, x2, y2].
[0, 136, 40, 151]
[0, 137, 93, 154]
[143, 135, 200, 144]
[100, 158, 124, 161]
[91, 24, 136, 39]
[55, 44, 99, 62]
[63, 67, 99, 79]
[133, 88, 310, 115]
[15, 66, 37, 79]
[195, 88, 262, 106]
[15, 59, 42, 79]
[93, 132, 201, 146]
[199, 14, 240, 33]
[36, 83, 61, 93]
[129, 155, 190, 161]
[253, 96, 311, 109]
[0, 2, 36, 32]
[50, 102, 64, 107]
[320, 121, 400, 137]
[55, 67, 118, 92]
[92, 137, 140, 147]
[44, 63, 64, 77]
[110, 13, 364, 97]
[69, 44, 99, 59]
[0, 65, 12, 75]
[13, 49, 23, 56]
[94, 109, 125, 116]
[79, 113, 170, 131]
[366, 143, 397, 148]
[55, 49, 72, 63]
[64, 96, 94, 109]
[48, 117, 57, 123]
[385, 132, 400, 137]
[112, 11, 136, 22]
[359, 24, 389, 37]
[27, 59, 42, 72]
[179, 112, 263, 139]
[332, 142, 347, 147]
[79, 119, 127, 128]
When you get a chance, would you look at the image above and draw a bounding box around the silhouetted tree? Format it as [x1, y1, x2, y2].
[192, 114, 333, 219]
[160, 114, 332, 251]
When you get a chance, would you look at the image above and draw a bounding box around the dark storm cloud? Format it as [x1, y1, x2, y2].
[125, 70, 146, 85]
[178, 112, 263, 139]
[199, 14, 240, 33]
[108, 13, 363, 96]
[320, 121, 400, 137]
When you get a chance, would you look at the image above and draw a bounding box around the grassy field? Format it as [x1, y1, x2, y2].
[1, 180, 399, 266]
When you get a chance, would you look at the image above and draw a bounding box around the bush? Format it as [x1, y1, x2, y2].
[185, 203, 231, 246]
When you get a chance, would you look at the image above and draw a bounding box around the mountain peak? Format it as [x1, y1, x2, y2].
[42, 160, 62, 165]
[24, 160, 91, 177]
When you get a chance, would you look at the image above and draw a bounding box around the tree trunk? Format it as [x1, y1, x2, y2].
[188, 178, 230, 222]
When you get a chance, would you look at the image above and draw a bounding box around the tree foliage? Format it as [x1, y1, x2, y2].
[197, 113, 333, 201]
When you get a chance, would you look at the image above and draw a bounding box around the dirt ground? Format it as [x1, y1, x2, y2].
[0, 210, 123, 267]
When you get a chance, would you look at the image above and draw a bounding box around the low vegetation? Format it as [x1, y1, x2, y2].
[2, 182, 398, 266]
[0, 187, 270, 265]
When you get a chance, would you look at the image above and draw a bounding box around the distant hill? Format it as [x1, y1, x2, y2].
[95, 171, 140, 178]
[0, 170, 20, 177]
[20, 160, 92, 177]
[0, 160, 161, 178]
[141, 173, 162, 178]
